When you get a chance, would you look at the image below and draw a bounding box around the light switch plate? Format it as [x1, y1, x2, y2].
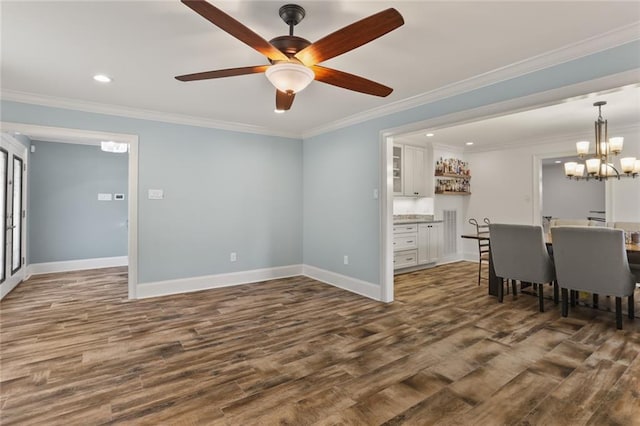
[148, 189, 164, 200]
[98, 193, 112, 201]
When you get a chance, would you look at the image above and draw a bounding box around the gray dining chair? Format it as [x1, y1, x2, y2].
[489, 223, 557, 312]
[551, 226, 636, 329]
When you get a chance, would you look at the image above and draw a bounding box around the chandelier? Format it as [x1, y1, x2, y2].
[564, 101, 639, 180]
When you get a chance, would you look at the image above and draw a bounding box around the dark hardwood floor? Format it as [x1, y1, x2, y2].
[1, 262, 638, 425]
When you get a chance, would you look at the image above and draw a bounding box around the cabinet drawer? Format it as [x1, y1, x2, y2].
[394, 250, 418, 269]
[393, 234, 418, 251]
[393, 224, 417, 233]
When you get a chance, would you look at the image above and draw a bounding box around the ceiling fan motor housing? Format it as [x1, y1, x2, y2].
[269, 35, 311, 59]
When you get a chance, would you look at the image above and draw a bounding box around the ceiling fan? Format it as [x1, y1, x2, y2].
[175, 1, 404, 112]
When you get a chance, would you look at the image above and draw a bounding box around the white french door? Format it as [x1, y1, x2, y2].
[0, 134, 27, 299]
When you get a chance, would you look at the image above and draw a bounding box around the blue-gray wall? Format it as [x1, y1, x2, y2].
[28, 140, 128, 263]
[1, 40, 638, 289]
[302, 40, 640, 285]
[0, 107, 303, 284]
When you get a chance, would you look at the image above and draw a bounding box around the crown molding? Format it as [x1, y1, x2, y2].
[303, 22, 640, 139]
[0, 90, 301, 140]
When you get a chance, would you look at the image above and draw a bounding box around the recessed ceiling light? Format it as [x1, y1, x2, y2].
[555, 160, 562, 164]
[465, 142, 474, 146]
[426, 133, 434, 137]
[93, 74, 112, 83]
[13, 131, 21, 135]
[101, 141, 128, 153]
[274, 109, 285, 114]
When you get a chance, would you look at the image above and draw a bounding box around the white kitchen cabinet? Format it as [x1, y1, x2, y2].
[404, 146, 427, 197]
[393, 144, 428, 197]
[394, 250, 418, 269]
[418, 222, 443, 264]
[393, 224, 418, 270]
[394, 222, 442, 271]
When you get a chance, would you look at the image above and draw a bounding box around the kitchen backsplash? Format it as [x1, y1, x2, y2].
[393, 197, 434, 215]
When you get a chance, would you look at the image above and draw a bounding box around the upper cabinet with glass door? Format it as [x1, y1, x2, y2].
[393, 144, 429, 197]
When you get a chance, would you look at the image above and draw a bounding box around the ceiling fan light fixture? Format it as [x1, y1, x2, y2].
[265, 62, 314, 94]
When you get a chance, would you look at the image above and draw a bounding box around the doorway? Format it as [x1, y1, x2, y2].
[0, 133, 27, 298]
[0, 123, 139, 300]
[541, 156, 606, 227]
[379, 73, 638, 303]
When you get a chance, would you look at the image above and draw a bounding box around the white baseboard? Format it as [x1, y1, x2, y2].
[28, 256, 128, 276]
[302, 264, 381, 301]
[137, 263, 381, 301]
[436, 253, 465, 265]
[136, 264, 303, 299]
[461, 252, 479, 262]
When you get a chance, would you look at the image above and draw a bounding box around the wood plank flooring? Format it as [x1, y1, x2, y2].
[1, 262, 639, 425]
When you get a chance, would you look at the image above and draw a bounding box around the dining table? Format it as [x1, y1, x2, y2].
[461, 232, 640, 297]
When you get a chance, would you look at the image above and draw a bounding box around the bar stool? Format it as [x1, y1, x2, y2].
[469, 218, 490, 287]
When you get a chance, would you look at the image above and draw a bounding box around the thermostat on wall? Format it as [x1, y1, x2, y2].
[114, 193, 125, 200]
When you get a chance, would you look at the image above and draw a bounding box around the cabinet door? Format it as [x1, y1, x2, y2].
[417, 224, 429, 264]
[428, 223, 443, 262]
[392, 145, 403, 195]
[418, 223, 444, 264]
[404, 146, 426, 197]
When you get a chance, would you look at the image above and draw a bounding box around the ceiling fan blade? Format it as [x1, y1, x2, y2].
[312, 66, 393, 97]
[175, 65, 269, 81]
[276, 90, 295, 111]
[181, 0, 288, 62]
[294, 8, 404, 66]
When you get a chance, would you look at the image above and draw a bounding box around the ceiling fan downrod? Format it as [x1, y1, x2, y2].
[279, 4, 305, 36]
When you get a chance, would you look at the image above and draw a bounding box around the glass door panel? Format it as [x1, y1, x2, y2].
[0, 149, 6, 283]
[0, 134, 26, 298]
[12, 156, 23, 273]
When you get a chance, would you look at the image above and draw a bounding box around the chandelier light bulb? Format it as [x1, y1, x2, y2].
[609, 136, 624, 154]
[600, 141, 609, 155]
[620, 157, 636, 174]
[574, 163, 585, 177]
[564, 162, 577, 177]
[576, 141, 589, 156]
[586, 158, 601, 175]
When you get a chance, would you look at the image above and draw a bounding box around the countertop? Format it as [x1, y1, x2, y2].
[394, 219, 443, 224]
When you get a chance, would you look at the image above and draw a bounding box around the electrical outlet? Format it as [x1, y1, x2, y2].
[343, 255, 349, 265]
[230, 252, 237, 262]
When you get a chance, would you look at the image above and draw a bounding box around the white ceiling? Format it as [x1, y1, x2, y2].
[1, 1, 640, 137]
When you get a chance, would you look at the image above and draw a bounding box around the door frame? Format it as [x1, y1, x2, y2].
[0, 133, 28, 299]
[378, 70, 639, 303]
[0, 122, 139, 299]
